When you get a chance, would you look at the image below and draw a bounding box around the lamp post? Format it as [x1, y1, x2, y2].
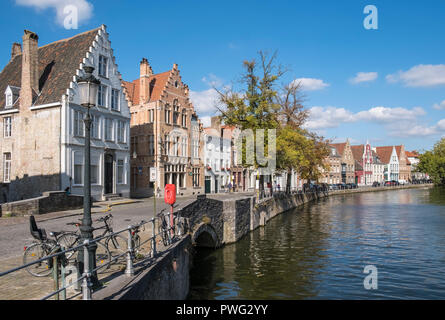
[77, 66, 100, 287]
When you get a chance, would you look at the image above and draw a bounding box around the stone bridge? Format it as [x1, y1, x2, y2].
[179, 191, 327, 248]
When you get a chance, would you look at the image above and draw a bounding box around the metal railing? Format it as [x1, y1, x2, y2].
[0, 210, 187, 301]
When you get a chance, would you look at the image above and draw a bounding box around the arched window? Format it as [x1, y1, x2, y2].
[173, 100, 179, 125]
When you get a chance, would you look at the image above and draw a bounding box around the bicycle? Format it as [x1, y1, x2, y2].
[156, 209, 171, 247]
[62, 214, 127, 261]
[23, 216, 74, 277]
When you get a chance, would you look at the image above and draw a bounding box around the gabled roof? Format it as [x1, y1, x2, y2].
[329, 142, 347, 156]
[123, 70, 172, 105]
[375, 146, 395, 164]
[350, 145, 364, 161]
[371, 150, 383, 164]
[0, 27, 100, 110]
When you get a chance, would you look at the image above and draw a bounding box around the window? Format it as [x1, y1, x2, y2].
[164, 105, 171, 124]
[105, 118, 113, 141]
[74, 152, 83, 185]
[193, 168, 200, 187]
[91, 155, 99, 185]
[3, 117, 12, 137]
[117, 159, 125, 184]
[149, 135, 154, 155]
[98, 85, 107, 107]
[5, 93, 12, 108]
[111, 89, 119, 111]
[173, 101, 179, 125]
[182, 110, 187, 127]
[164, 135, 170, 155]
[181, 137, 187, 157]
[99, 55, 108, 77]
[74, 111, 84, 136]
[3, 153, 11, 183]
[117, 120, 125, 143]
[149, 109, 154, 123]
[91, 115, 100, 139]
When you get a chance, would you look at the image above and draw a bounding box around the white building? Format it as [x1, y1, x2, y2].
[0, 26, 130, 202]
[203, 127, 231, 193]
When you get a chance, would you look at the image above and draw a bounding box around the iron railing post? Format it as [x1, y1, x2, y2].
[126, 227, 134, 276]
[81, 240, 92, 300]
[52, 255, 59, 300]
[151, 218, 157, 257]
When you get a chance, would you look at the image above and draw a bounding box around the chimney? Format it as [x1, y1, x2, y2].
[21, 30, 39, 108]
[11, 43, 22, 61]
[211, 116, 221, 130]
[139, 58, 153, 103]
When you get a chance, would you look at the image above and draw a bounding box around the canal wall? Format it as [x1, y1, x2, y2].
[180, 190, 328, 248]
[94, 235, 192, 300]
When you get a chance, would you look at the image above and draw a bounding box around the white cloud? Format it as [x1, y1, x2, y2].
[189, 88, 220, 116]
[386, 64, 445, 87]
[304, 106, 426, 130]
[291, 78, 329, 91]
[433, 100, 445, 110]
[16, 0, 93, 26]
[349, 72, 378, 84]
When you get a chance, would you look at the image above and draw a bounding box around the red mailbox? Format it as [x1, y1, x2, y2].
[164, 184, 176, 205]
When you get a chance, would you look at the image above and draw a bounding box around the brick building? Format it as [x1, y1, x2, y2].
[321, 145, 341, 184]
[350, 142, 373, 186]
[0, 26, 130, 203]
[123, 59, 204, 197]
[329, 140, 355, 183]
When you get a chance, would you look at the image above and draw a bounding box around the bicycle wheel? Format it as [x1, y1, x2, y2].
[158, 220, 170, 247]
[58, 232, 79, 260]
[23, 242, 56, 277]
[94, 241, 111, 274]
[105, 234, 128, 258]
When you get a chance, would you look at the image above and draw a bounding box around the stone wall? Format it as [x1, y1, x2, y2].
[0, 191, 83, 217]
[94, 235, 192, 300]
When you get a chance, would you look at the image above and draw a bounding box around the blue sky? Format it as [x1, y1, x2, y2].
[1, 0, 445, 152]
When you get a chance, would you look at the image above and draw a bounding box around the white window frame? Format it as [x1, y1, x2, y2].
[73, 110, 85, 137]
[98, 55, 108, 77]
[5, 93, 13, 108]
[117, 159, 125, 184]
[91, 115, 100, 139]
[73, 151, 84, 186]
[111, 89, 120, 111]
[117, 120, 125, 143]
[98, 85, 107, 107]
[3, 153, 11, 183]
[3, 117, 12, 138]
[105, 118, 114, 141]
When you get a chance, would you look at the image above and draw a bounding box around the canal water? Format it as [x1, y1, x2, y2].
[188, 187, 445, 299]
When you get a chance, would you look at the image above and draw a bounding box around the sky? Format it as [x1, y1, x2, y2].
[1, 0, 445, 152]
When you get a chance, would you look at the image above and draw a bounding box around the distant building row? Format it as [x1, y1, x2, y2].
[321, 139, 427, 186]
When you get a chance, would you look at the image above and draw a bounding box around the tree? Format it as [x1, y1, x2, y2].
[417, 138, 445, 185]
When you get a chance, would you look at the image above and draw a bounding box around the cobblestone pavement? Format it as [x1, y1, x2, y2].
[0, 225, 163, 300]
[0, 192, 250, 300]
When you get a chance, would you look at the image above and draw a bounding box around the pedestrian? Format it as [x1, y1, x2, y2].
[228, 182, 232, 193]
[277, 184, 281, 192]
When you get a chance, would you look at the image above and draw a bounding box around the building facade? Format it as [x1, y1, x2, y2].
[123, 59, 204, 197]
[330, 140, 355, 184]
[351, 142, 373, 186]
[375, 146, 399, 182]
[321, 145, 342, 184]
[0, 26, 130, 202]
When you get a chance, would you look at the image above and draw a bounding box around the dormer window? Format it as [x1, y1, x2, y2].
[6, 93, 12, 108]
[4, 86, 19, 109]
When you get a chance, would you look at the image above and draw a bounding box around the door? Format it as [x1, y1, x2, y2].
[215, 177, 218, 193]
[105, 154, 113, 194]
[205, 177, 211, 194]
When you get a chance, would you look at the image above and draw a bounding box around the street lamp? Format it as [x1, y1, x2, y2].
[77, 66, 100, 287]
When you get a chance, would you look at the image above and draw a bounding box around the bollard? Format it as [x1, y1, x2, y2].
[151, 218, 157, 257]
[81, 240, 92, 301]
[126, 227, 134, 276]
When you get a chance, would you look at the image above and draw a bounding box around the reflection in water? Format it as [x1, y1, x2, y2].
[188, 187, 445, 300]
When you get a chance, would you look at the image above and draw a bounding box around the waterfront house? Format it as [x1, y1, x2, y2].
[0, 26, 131, 203]
[375, 146, 399, 182]
[351, 142, 373, 186]
[123, 60, 204, 197]
[329, 140, 355, 184]
[321, 145, 342, 185]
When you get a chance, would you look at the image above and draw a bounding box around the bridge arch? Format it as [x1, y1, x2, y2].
[192, 223, 220, 248]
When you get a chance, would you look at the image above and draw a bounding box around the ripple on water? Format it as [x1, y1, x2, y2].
[189, 188, 445, 300]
